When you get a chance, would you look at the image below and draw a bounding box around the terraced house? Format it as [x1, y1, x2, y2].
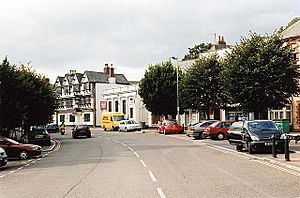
[53, 64, 130, 127]
[268, 20, 300, 131]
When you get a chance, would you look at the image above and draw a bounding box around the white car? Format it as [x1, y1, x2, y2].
[118, 120, 142, 132]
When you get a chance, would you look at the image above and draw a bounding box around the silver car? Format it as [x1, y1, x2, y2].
[118, 120, 142, 132]
[0, 146, 8, 168]
[186, 120, 218, 139]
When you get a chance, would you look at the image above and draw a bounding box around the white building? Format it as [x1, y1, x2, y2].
[53, 64, 130, 126]
[101, 83, 150, 127]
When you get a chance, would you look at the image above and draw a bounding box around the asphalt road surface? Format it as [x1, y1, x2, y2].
[1, 128, 300, 198]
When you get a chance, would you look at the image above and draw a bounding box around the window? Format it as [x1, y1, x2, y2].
[130, 108, 133, 119]
[108, 101, 112, 112]
[115, 101, 119, 112]
[84, 114, 90, 122]
[60, 115, 65, 122]
[122, 100, 126, 114]
[69, 114, 75, 122]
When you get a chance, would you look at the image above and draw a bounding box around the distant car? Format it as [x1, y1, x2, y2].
[72, 125, 91, 138]
[186, 120, 218, 139]
[118, 120, 141, 132]
[0, 136, 42, 160]
[22, 126, 51, 146]
[227, 120, 285, 153]
[0, 146, 8, 168]
[203, 120, 236, 140]
[158, 119, 183, 134]
[46, 124, 59, 133]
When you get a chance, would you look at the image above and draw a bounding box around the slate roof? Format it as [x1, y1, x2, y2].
[75, 73, 84, 83]
[282, 20, 300, 40]
[55, 76, 64, 86]
[84, 71, 130, 85]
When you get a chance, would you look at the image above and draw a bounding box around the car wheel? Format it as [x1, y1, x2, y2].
[87, 133, 91, 138]
[216, 133, 225, 140]
[72, 134, 77, 139]
[236, 144, 243, 151]
[163, 129, 166, 135]
[19, 151, 28, 160]
[125, 127, 128, 132]
[247, 142, 254, 154]
[104, 127, 107, 131]
[46, 140, 51, 146]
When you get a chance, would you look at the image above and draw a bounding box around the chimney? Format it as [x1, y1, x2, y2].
[109, 64, 114, 77]
[218, 35, 226, 45]
[104, 63, 109, 74]
[69, 70, 76, 75]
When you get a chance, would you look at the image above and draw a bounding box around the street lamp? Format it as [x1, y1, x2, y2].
[171, 57, 180, 125]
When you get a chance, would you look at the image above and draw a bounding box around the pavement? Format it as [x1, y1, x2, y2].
[140, 129, 300, 173]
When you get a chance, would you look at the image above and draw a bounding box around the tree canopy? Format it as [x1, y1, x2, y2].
[0, 57, 57, 134]
[221, 32, 300, 118]
[138, 61, 180, 117]
[180, 54, 226, 117]
[182, 43, 213, 61]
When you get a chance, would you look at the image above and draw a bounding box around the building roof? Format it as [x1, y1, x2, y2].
[84, 71, 130, 85]
[281, 20, 300, 40]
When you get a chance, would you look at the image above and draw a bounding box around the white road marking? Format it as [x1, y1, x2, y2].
[140, 160, 147, 168]
[17, 167, 23, 170]
[114, 140, 119, 143]
[134, 152, 140, 158]
[128, 147, 133, 151]
[157, 188, 167, 198]
[31, 161, 36, 164]
[148, 171, 157, 182]
[0, 174, 8, 178]
[9, 171, 15, 174]
[25, 164, 30, 167]
[121, 143, 127, 147]
[37, 158, 41, 161]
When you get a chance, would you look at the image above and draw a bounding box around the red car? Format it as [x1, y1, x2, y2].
[158, 119, 183, 134]
[203, 120, 236, 140]
[0, 136, 42, 160]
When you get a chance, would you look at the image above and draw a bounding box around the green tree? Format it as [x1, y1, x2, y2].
[0, 58, 57, 134]
[182, 43, 213, 61]
[222, 32, 300, 119]
[180, 54, 226, 118]
[138, 61, 180, 117]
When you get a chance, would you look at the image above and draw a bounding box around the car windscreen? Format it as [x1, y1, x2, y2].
[113, 115, 125, 121]
[31, 127, 46, 134]
[248, 121, 278, 132]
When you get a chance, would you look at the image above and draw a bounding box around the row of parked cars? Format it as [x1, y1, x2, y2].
[186, 119, 286, 153]
[0, 124, 60, 169]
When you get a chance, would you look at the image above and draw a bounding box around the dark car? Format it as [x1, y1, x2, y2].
[0, 146, 8, 168]
[22, 126, 51, 146]
[186, 120, 218, 139]
[227, 120, 285, 153]
[0, 136, 42, 160]
[46, 124, 59, 133]
[72, 125, 92, 138]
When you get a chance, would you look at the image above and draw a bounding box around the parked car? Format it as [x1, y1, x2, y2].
[0, 136, 42, 160]
[227, 120, 285, 153]
[118, 120, 141, 132]
[0, 146, 8, 168]
[22, 126, 51, 146]
[158, 119, 183, 134]
[72, 125, 91, 138]
[203, 120, 236, 140]
[186, 120, 218, 139]
[46, 123, 59, 133]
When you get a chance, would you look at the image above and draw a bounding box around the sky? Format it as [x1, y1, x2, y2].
[0, 0, 299, 83]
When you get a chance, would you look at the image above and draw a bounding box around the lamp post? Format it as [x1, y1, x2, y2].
[171, 57, 180, 125]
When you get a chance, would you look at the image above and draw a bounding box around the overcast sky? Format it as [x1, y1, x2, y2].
[0, 0, 299, 83]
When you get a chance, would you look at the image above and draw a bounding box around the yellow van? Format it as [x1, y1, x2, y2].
[101, 112, 125, 131]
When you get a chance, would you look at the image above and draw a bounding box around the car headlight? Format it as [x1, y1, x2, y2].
[280, 134, 286, 139]
[250, 135, 259, 141]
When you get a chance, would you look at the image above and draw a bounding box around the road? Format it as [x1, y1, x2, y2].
[1, 128, 300, 198]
